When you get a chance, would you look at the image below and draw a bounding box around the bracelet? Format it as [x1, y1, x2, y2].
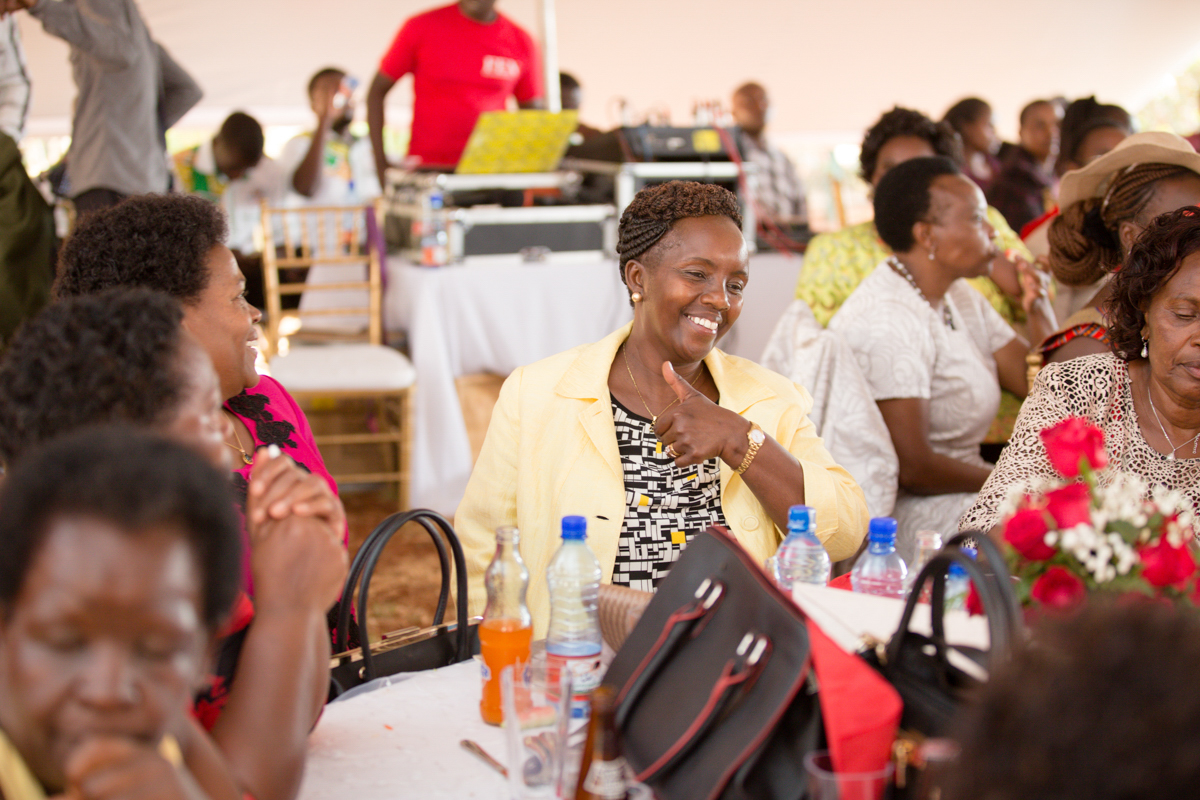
[736, 422, 765, 475]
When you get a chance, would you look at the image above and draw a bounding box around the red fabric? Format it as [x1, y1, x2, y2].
[378, 3, 542, 166]
[807, 619, 902, 775]
[1039, 322, 1109, 360]
[1020, 207, 1058, 240]
[829, 573, 853, 591]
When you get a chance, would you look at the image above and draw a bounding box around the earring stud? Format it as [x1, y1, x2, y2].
[631, 292, 642, 303]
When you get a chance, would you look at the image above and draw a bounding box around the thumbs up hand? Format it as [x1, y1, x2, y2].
[656, 361, 749, 469]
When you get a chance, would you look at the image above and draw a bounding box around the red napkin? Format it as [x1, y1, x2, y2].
[829, 573, 853, 591]
[807, 619, 901, 775]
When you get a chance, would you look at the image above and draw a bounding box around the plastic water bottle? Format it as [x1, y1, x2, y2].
[775, 505, 830, 593]
[546, 515, 603, 719]
[945, 547, 977, 611]
[850, 517, 909, 599]
[907, 530, 944, 598]
[419, 191, 448, 266]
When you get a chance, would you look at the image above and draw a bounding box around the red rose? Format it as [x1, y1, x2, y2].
[1139, 537, 1197, 589]
[965, 582, 984, 616]
[1044, 483, 1092, 529]
[1040, 417, 1109, 478]
[1004, 507, 1055, 561]
[1031, 566, 1087, 610]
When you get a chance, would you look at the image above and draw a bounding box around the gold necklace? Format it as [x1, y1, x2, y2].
[223, 410, 254, 465]
[621, 343, 700, 424]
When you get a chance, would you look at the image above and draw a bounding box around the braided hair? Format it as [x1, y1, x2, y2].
[1048, 163, 1195, 286]
[615, 181, 743, 299]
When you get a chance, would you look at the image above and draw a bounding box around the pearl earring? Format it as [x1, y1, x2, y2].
[928, 248, 936, 261]
[1141, 337, 1149, 358]
[631, 292, 642, 303]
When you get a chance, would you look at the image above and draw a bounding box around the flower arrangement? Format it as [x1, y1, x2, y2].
[999, 417, 1200, 612]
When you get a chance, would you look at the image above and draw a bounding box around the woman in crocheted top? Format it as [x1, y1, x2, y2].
[962, 206, 1200, 534]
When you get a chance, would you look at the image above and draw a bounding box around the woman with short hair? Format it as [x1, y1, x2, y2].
[795, 106, 1030, 328]
[458, 181, 868, 632]
[829, 157, 1054, 559]
[961, 205, 1200, 533]
[0, 288, 346, 800]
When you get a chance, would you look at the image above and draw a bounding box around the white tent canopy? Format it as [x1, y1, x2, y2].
[15, 0, 1200, 142]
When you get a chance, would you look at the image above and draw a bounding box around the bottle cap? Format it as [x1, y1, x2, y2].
[561, 515, 587, 540]
[868, 517, 898, 545]
[962, 547, 978, 560]
[948, 562, 968, 579]
[787, 504, 815, 533]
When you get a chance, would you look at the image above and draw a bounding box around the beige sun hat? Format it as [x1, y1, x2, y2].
[1058, 131, 1200, 210]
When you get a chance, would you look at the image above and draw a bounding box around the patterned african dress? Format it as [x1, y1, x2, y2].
[1039, 306, 1109, 361]
[609, 397, 728, 592]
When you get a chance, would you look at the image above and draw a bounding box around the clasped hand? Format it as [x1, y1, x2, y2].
[655, 362, 748, 469]
[50, 737, 204, 800]
[245, 448, 348, 615]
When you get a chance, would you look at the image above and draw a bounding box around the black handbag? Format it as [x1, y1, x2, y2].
[860, 530, 1023, 738]
[329, 509, 480, 698]
[603, 525, 826, 800]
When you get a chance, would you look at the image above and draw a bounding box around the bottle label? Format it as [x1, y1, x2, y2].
[582, 757, 629, 798]
[545, 652, 602, 718]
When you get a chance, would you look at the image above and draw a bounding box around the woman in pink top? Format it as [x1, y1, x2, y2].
[52, 193, 347, 800]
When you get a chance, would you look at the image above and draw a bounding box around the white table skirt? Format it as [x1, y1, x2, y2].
[383, 252, 803, 514]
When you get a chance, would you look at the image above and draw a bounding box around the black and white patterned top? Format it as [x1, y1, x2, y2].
[610, 396, 728, 591]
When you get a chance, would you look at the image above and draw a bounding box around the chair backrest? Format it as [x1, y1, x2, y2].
[760, 299, 899, 518]
[259, 200, 384, 356]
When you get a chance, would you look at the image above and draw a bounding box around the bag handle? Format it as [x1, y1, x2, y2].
[338, 512, 454, 651]
[335, 509, 471, 681]
[885, 543, 1016, 675]
[632, 631, 771, 783]
[335, 511, 452, 651]
[614, 578, 725, 729]
[926, 531, 1021, 652]
[948, 530, 1021, 628]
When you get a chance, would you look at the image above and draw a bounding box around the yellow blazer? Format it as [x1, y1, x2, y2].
[457, 323, 869, 636]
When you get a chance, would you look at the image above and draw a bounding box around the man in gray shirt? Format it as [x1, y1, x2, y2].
[3, 0, 201, 213]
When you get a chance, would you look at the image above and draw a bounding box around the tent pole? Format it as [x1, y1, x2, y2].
[538, 0, 561, 112]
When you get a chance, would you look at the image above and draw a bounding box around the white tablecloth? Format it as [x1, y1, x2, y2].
[296, 587, 988, 800]
[298, 661, 508, 800]
[384, 252, 803, 513]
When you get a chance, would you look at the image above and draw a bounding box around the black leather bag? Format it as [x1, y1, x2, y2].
[329, 509, 479, 698]
[604, 525, 824, 800]
[861, 530, 1023, 737]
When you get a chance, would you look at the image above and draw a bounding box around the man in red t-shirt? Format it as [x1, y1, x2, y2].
[367, 0, 543, 182]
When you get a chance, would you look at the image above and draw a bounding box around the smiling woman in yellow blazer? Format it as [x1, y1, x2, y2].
[458, 182, 868, 635]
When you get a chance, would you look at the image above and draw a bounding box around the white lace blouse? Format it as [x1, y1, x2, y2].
[959, 352, 1200, 532]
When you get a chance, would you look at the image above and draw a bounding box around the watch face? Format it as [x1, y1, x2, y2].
[749, 427, 766, 445]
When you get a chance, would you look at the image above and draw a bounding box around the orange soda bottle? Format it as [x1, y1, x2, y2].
[479, 525, 533, 725]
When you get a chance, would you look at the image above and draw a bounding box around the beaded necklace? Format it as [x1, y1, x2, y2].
[887, 255, 955, 330]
